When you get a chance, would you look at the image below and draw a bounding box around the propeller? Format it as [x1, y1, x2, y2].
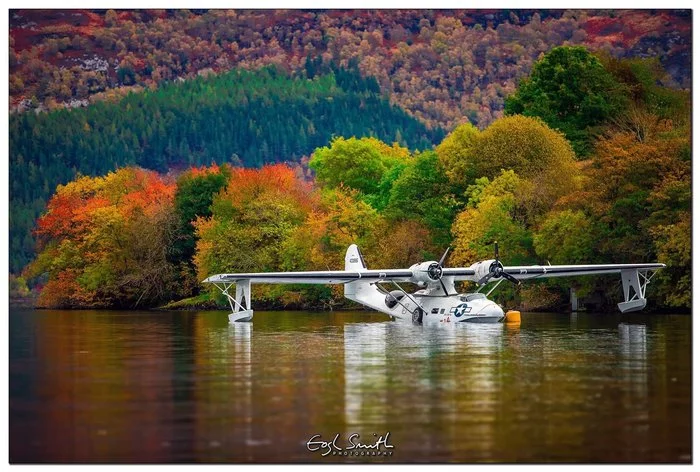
[425, 246, 452, 296]
[477, 241, 521, 287]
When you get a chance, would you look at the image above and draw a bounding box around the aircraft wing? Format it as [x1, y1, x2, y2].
[499, 263, 665, 280]
[440, 268, 479, 280]
[203, 263, 663, 285]
[203, 269, 417, 285]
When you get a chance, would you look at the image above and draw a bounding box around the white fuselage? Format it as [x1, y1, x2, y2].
[406, 292, 505, 324]
[343, 280, 504, 324]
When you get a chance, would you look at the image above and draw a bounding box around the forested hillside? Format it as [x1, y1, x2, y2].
[9, 9, 691, 312]
[10, 9, 690, 129]
[24, 47, 690, 311]
[10, 64, 442, 273]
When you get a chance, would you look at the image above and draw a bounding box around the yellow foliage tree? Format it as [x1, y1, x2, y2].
[437, 115, 579, 219]
[435, 122, 480, 185]
[451, 173, 534, 268]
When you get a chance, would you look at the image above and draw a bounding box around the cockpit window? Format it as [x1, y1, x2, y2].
[460, 293, 486, 302]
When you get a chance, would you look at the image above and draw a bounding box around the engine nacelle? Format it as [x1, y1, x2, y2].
[410, 261, 441, 284]
[469, 259, 497, 283]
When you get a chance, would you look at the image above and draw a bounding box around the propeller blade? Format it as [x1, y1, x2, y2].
[494, 241, 499, 261]
[438, 246, 451, 267]
[478, 270, 496, 286]
[502, 271, 521, 286]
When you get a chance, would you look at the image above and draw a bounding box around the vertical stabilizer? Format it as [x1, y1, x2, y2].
[345, 244, 367, 271]
[344, 245, 388, 313]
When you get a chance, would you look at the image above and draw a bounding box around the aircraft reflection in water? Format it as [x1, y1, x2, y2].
[344, 323, 388, 429]
[199, 316, 517, 461]
[201, 314, 684, 463]
[189, 318, 255, 462]
[617, 322, 651, 461]
[343, 321, 514, 461]
[228, 323, 253, 458]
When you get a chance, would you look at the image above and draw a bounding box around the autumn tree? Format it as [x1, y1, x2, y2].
[533, 210, 597, 264]
[281, 187, 381, 272]
[588, 121, 689, 307]
[194, 164, 319, 306]
[528, 93, 690, 309]
[27, 168, 180, 308]
[435, 122, 480, 187]
[280, 186, 437, 306]
[451, 170, 534, 267]
[649, 214, 690, 308]
[384, 150, 461, 248]
[505, 46, 628, 156]
[309, 136, 410, 200]
[437, 115, 579, 222]
[369, 220, 438, 270]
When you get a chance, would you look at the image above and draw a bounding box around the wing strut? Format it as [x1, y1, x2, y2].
[212, 279, 253, 322]
[373, 282, 421, 317]
[389, 280, 427, 313]
[619, 269, 659, 313]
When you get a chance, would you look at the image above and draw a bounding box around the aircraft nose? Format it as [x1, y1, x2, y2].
[480, 302, 504, 319]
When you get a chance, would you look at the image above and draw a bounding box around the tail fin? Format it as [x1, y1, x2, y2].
[344, 244, 378, 303]
[345, 244, 367, 271]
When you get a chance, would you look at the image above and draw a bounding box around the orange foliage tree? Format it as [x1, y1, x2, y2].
[27, 167, 180, 308]
[194, 164, 438, 308]
[194, 164, 322, 307]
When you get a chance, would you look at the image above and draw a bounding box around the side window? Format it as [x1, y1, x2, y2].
[431, 308, 439, 314]
[440, 308, 445, 314]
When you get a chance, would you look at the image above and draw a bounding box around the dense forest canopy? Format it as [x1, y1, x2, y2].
[504, 46, 628, 156]
[10, 9, 690, 130]
[9, 64, 443, 273]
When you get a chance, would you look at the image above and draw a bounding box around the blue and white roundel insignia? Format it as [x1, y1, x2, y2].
[450, 303, 471, 318]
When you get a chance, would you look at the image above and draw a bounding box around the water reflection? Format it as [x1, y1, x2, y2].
[617, 323, 650, 461]
[9, 310, 691, 463]
[619, 323, 648, 356]
[344, 323, 387, 429]
[229, 322, 253, 452]
[342, 322, 513, 461]
[618, 322, 650, 400]
[191, 320, 254, 461]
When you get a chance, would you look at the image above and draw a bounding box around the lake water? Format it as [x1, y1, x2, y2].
[9, 309, 691, 463]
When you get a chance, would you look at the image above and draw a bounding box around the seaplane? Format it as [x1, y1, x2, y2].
[203, 243, 665, 324]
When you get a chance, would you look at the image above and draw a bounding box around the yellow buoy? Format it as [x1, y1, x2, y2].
[504, 310, 521, 324]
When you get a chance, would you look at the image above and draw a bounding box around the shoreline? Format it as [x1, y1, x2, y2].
[11, 301, 690, 316]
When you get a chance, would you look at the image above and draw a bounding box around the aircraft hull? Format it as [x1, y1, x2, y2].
[457, 315, 505, 323]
